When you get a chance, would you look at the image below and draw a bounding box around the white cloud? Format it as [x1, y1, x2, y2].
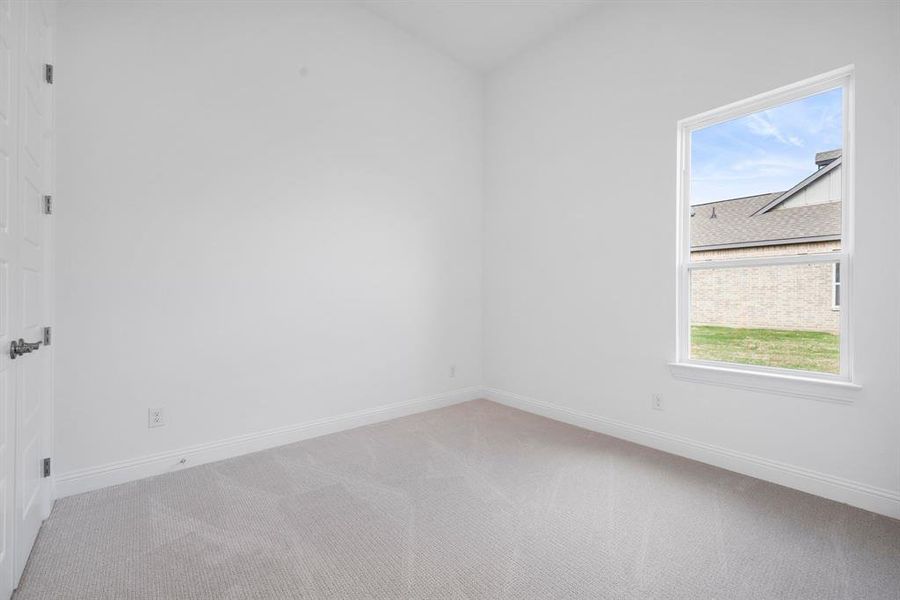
[746, 113, 804, 147]
[692, 155, 811, 182]
[728, 156, 810, 175]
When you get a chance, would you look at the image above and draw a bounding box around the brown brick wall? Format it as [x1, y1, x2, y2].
[690, 241, 840, 334]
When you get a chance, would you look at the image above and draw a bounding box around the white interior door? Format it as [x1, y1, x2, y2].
[0, 0, 18, 596]
[0, 1, 52, 597]
[13, 0, 52, 587]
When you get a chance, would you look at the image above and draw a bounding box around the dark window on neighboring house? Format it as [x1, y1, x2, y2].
[833, 263, 841, 309]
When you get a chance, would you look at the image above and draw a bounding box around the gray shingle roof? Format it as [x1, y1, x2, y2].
[815, 149, 842, 167]
[691, 194, 841, 250]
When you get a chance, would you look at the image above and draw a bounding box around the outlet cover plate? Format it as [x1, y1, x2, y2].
[148, 408, 165, 428]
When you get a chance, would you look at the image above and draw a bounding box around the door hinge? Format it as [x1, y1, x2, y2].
[44, 64, 53, 84]
[43, 195, 52, 215]
[42, 457, 51, 478]
[43, 326, 51, 346]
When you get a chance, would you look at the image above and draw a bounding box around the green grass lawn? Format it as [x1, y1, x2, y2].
[691, 325, 840, 374]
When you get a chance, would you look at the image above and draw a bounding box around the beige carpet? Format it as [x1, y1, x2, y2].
[13, 399, 900, 599]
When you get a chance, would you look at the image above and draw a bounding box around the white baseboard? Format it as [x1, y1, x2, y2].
[54, 386, 483, 498]
[55, 385, 900, 520]
[483, 387, 900, 520]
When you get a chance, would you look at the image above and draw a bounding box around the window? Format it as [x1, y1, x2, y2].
[676, 67, 853, 382]
[833, 263, 841, 309]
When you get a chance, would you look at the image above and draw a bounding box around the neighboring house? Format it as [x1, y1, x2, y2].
[691, 150, 842, 334]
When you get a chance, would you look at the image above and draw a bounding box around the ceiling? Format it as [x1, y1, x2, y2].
[360, 1, 600, 72]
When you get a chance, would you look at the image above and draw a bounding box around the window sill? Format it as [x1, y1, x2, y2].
[668, 362, 861, 404]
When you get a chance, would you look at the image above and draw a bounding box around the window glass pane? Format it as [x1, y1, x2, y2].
[690, 262, 840, 374]
[690, 88, 843, 262]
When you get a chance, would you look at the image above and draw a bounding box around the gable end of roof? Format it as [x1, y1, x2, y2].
[750, 157, 842, 217]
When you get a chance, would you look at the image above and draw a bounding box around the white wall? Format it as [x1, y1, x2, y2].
[55, 0, 900, 517]
[484, 1, 900, 514]
[54, 1, 483, 481]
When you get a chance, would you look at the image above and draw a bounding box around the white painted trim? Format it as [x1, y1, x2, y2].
[668, 362, 860, 403]
[679, 65, 855, 131]
[43, 1, 57, 525]
[687, 252, 841, 271]
[54, 386, 482, 498]
[482, 387, 900, 520]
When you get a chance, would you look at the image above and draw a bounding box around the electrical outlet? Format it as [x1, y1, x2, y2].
[651, 394, 663, 411]
[449, 364, 456, 378]
[148, 408, 165, 428]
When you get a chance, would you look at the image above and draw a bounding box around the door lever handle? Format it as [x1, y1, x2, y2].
[9, 338, 42, 359]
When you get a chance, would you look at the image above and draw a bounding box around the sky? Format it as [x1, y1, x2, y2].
[690, 87, 843, 205]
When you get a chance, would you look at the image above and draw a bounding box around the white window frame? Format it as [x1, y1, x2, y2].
[671, 66, 859, 400]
